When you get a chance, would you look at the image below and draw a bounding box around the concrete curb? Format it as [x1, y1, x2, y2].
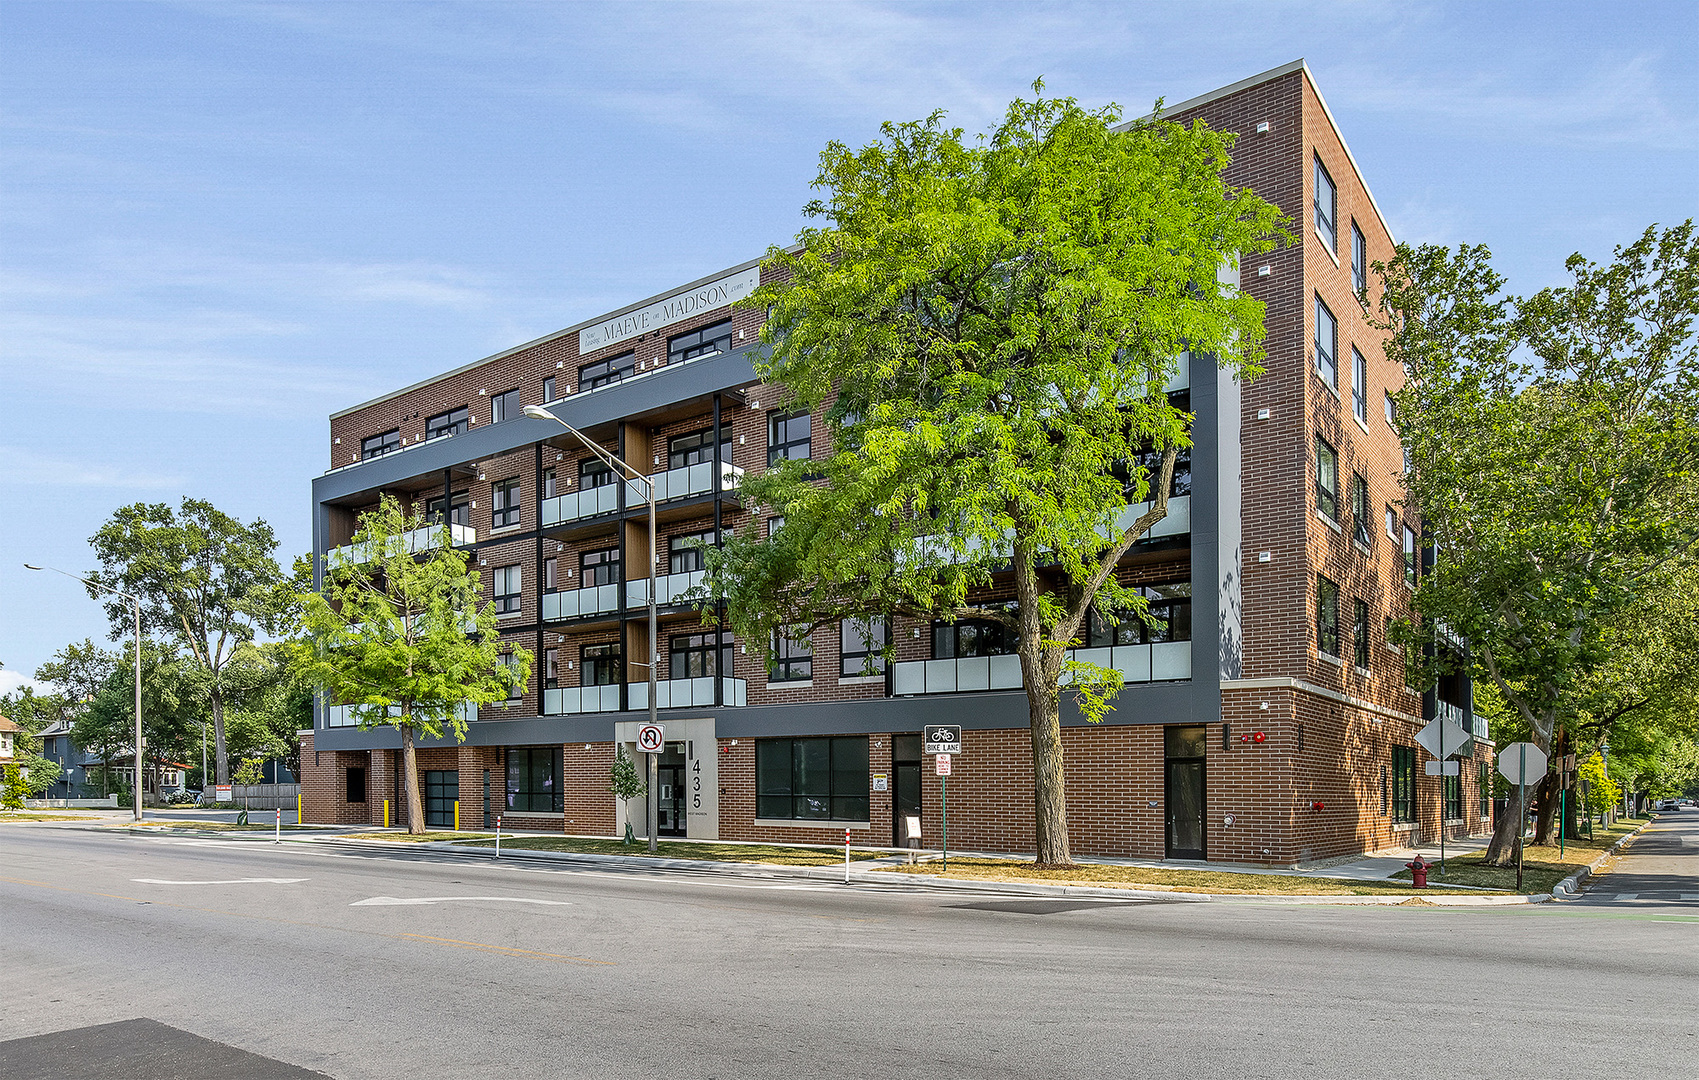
[1551, 819, 1651, 900]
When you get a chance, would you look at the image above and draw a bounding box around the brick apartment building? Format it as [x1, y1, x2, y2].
[300, 59, 1485, 865]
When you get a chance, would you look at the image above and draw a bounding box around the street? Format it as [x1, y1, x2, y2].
[1, 818, 1695, 1080]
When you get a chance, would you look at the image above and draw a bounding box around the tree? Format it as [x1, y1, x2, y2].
[292, 497, 531, 835]
[87, 498, 286, 786]
[701, 87, 1286, 866]
[1378, 222, 1699, 864]
[73, 639, 200, 799]
[610, 746, 646, 844]
[0, 663, 63, 798]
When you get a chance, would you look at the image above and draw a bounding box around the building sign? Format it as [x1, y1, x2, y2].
[578, 266, 760, 355]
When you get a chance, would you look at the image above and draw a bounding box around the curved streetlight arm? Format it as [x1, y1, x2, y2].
[523, 406, 654, 497]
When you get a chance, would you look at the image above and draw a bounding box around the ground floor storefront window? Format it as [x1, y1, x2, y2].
[506, 746, 562, 813]
[756, 736, 869, 821]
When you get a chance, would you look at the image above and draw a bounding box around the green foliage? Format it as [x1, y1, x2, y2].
[610, 745, 646, 802]
[233, 757, 264, 786]
[1578, 752, 1619, 817]
[3, 763, 27, 809]
[701, 85, 1287, 865]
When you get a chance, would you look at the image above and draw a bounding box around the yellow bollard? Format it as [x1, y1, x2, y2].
[384, 799, 390, 828]
[297, 792, 302, 824]
[454, 800, 460, 831]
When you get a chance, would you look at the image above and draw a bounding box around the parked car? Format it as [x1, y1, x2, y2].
[1657, 799, 1678, 811]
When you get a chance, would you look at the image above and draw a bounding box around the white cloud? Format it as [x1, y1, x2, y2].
[0, 668, 51, 698]
[0, 446, 186, 489]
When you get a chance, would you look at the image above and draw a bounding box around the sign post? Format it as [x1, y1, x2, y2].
[1498, 742, 1547, 894]
[636, 723, 665, 854]
[935, 754, 951, 872]
[1416, 716, 1471, 877]
[924, 726, 961, 872]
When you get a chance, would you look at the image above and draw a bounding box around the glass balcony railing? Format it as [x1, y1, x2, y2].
[541, 684, 622, 716]
[326, 522, 477, 565]
[540, 463, 744, 528]
[541, 584, 621, 621]
[625, 569, 705, 608]
[540, 677, 747, 715]
[889, 641, 1190, 696]
[540, 482, 621, 527]
[324, 701, 478, 728]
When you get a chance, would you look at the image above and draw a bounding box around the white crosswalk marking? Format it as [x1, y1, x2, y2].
[1681, 894, 1699, 901]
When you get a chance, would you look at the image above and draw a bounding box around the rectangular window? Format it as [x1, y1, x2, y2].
[542, 468, 557, 500]
[493, 564, 522, 614]
[579, 350, 634, 391]
[840, 617, 890, 677]
[543, 647, 559, 689]
[668, 529, 715, 574]
[1392, 746, 1416, 823]
[1314, 155, 1337, 251]
[1084, 584, 1193, 647]
[580, 547, 620, 588]
[581, 643, 621, 687]
[360, 429, 400, 460]
[496, 652, 524, 703]
[670, 631, 733, 679]
[1315, 295, 1338, 389]
[1384, 390, 1397, 427]
[1351, 473, 1371, 547]
[490, 388, 521, 424]
[1352, 347, 1368, 423]
[542, 375, 557, 403]
[1443, 773, 1463, 821]
[668, 429, 731, 470]
[1403, 525, 1418, 586]
[426, 490, 470, 527]
[1479, 761, 1492, 819]
[1353, 598, 1370, 669]
[346, 767, 367, 804]
[933, 618, 1015, 659]
[667, 318, 734, 366]
[1317, 575, 1340, 657]
[425, 407, 469, 441]
[767, 515, 784, 537]
[1351, 220, 1367, 295]
[1386, 505, 1399, 542]
[756, 736, 869, 821]
[506, 747, 562, 813]
[1315, 436, 1339, 521]
[1380, 765, 1388, 817]
[770, 625, 813, 683]
[580, 457, 615, 491]
[543, 556, 558, 592]
[768, 409, 812, 465]
[491, 477, 521, 528]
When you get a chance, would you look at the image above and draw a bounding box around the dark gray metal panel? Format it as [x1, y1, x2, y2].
[311, 346, 764, 508]
[1184, 350, 1227, 729]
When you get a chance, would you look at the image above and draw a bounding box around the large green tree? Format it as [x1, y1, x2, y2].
[292, 497, 530, 834]
[1379, 222, 1698, 864]
[74, 639, 201, 798]
[701, 88, 1286, 866]
[88, 498, 286, 786]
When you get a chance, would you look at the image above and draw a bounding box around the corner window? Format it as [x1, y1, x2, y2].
[493, 564, 522, 614]
[1352, 347, 1368, 423]
[506, 747, 562, 813]
[768, 409, 812, 465]
[579, 351, 634, 391]
[670, 631, 733, 679]
[1392, 746, 1416, 823]
[1316, 575, 1340, 658]
[361, 429, 400, 460]
[1351, 220, 1367, 295]
[756, 736, 869, 821]
[668, 318, 734, 366]
[1314, 155, 1337, 252]
[840, 617, 890, 677]
[581, 643, 620, 687]
[425, 407, 469, 441]
[668, 429, 731, 470]
[1315, 436, 1339, 521]
[490, 388, 521, 424]
[492, 478, 521, 528]
[1353, 598, 1370, 669]
[426, 490, 469, 527]
[580, 547, 619, 588]
[770, 626, 813, 683]
[1315, 296, 1338, 389]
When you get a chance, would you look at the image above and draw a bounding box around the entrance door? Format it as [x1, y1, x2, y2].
[892, 734, 922, 846]
[424, 770, 458, 829]
[1164, 726, 1207, 860]
[656, 743, 686, 837]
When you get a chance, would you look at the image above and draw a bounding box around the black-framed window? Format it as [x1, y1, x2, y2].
[1351, 220, 1367, 295]
[542, 375, 557, 402]
[668, 429, 731, 470]
[1351, 473, 1371, 547]
[492, 477, 522, 528]
[360, 429, 399, 460]
[770, 625, 813, 683]
[1314, 154, 1337, 251]
[1315, 295, 1339, 389]
[579, 350, 634, 391]
[840, 617, 889, 677]
[1082, 583, 1193, 647]
[671, 631, 733, 679]
[426, 490, 469, 527]
[1352, 346, 1368, 423]
[768, 409, 811, 465]
[581, 642, 621, 686]
[490, 388, 521, 424]
[580, 547, 620, 588]
[543, 556, 558, 592]
[580, 457, 615, 490]
[544, 647, 559, 689]
[1386, 504, 1399, 542]
[425, 407, 469, 441]
[933, 618, 1014, 659]
[346, 767, 367, 804]
[1403, 525, 1418, 585]
[1443, 773, 1463, 821]
[1353, 598, 1370, 669]
[493, 565, 522, 614]
[756, 736, 869, 821]
[668, 529, 715, 574]
[668, 318, 734, 366]
[1391, 746, 1416, 823]
[506, 747, 562, 813]
[1317, 574, 1340, 658]
[542, 468, 558, 500]
[1379, 765, 1389, 817]
[496, 652, 524, 703]
[1315, 436, 1339, 521]
[1384, 390, 1397, 427]
[1479, 761, 1492, 819]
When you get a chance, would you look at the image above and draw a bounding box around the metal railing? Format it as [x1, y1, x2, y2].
[326, 522, 477, 564]
[889, 642, 1190, 696]
[541, 677, 747, 715]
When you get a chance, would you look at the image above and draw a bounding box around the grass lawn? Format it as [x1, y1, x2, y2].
[121, 821, 328, 832]
[344, 831, 889, 866]
[1388, 818, 1646, 894]
[875, 858, 1494, 896]
[0, 812, 101, 822]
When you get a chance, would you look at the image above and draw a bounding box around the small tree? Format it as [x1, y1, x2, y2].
[293, 497, 530, 835]
[3, 763, 28, 810]
[610, 746, 646, 844]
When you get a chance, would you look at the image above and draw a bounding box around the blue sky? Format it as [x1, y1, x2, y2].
[2, 0, 1695, 691]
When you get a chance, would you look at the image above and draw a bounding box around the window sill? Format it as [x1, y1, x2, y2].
[765, 679, 815, 691]
[1314, 369, 1341, 400]
[1316, 509, 1343, 534]
[752, 818, 872, 830]
[1392, 821, 1416, 830]
[500, 811, 564, 819]
[1353, 665, 1372, 678]
[490, 523, 524, 536]
[1316, 651, 1343, 667]
[498, 610, 524, 620]
[836, 675, 886, 686]
[1353, 539, 1372, 557]
[1315, 228, 1340, 267]
[1354, 413, 1371, 436]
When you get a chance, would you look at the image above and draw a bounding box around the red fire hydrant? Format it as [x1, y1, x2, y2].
[1405, 855, 1430, 889]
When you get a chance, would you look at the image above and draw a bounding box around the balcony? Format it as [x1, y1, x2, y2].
[1106, 494, 1190, 542]
[541, 462, 744, 529]
[324, 701, 478, 728]
[542, 584, 622, 621]
[625, 569, 706, 608]
[326, 522, 477, 565]
[541, 677, 747, 715]
[542, 684, 622, 716]
[541, 482, 621, 527]
[889, 642, 1190, 696]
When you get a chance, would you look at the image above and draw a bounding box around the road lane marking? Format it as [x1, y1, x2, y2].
[400, 934, 613, 965]
[133, 878, 309, 885]
[351, 895, 571, 907]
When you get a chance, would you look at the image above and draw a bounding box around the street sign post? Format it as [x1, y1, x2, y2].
[635, 724, 664, 852]
[1416, 716, 1471, 874]
[934, 753, 952, 870]
[923, 725, 962, 755]
[1498, 742, 1547, 892]
[635, 724, 665, 754]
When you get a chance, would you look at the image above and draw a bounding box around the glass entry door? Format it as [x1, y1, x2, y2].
[424, 770, 458, 829]
[892, 734, 922, 847]
[656, 743, 687, 837]
[1164, 726, 1206, 860]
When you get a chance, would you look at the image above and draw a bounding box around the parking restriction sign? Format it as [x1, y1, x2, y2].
[935, 754, 952, 776]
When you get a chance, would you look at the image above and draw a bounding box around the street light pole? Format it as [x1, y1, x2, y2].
[25, 563, 144, 823]
[524, 405, 661, 853]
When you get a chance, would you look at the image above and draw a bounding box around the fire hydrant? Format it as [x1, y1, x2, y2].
[1405, 855, 1430, 889]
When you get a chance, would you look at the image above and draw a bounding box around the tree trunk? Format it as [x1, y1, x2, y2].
[1028, 686, 1071, 867]
[1484, 771, 1551, 865]
[211, 688, 229, 787]
[400, 724, 425, 834]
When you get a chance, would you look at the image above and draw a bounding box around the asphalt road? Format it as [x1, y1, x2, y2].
[1, 821, 1694, 1080]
